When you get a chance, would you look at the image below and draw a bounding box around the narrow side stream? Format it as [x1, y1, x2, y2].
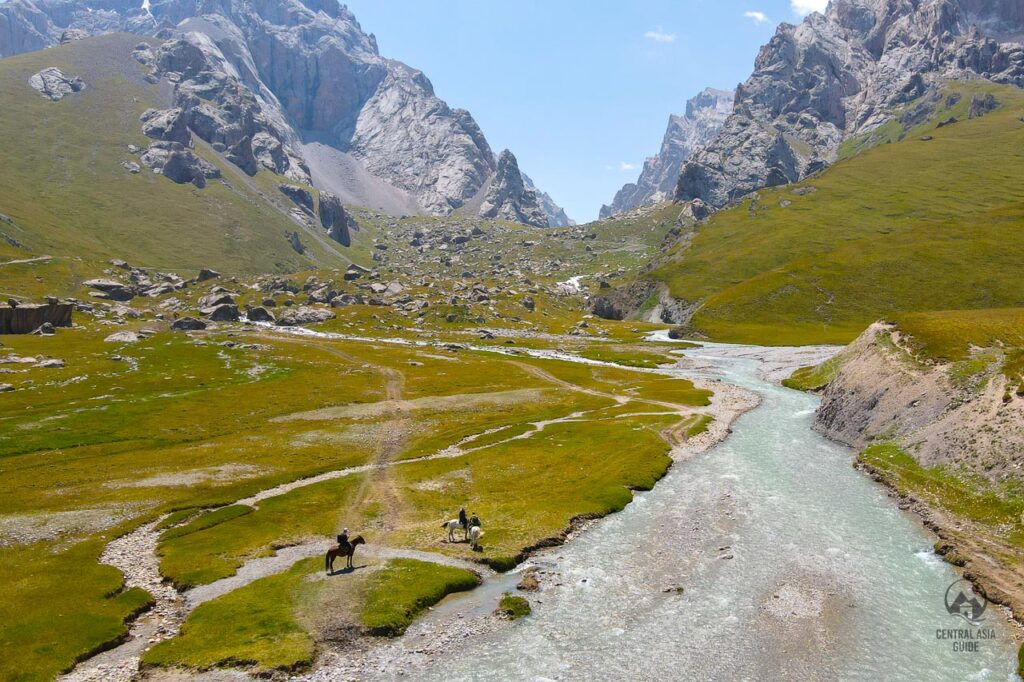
[400, 344, 1019, 681]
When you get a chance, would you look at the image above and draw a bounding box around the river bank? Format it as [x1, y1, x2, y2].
[294, 341, 1019, 681]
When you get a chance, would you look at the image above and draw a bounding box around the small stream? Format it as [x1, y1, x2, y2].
[403, 342, 1019, 681]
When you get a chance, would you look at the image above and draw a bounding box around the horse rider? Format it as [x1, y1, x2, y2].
[336, 527, 351, 553]
[468, 512, 481, 529]
[459, 507, 468, 530]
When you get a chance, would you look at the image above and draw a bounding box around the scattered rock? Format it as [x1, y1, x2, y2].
[206, 304, 240, 322]
[968, 93, 999, 119]
[121, 161, 141, 174]
[28, 67, 85, 101]
[104, 331, 140, 343]
[196, 268, 221, 282]
[279, 185, 314, 214]
[140, 108, 190, 145]
[275, 306, 335, 326]
[245, 306, 275, 323]
[170, 316, 207, 331]
[140, 142, 220, 188]
[84, 278, 135, 302]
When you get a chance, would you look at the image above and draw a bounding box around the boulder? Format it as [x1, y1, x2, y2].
[245, 306, 275, 323]
[968, 93, 999, 119]
[198, 292, 235, 309]
[206, 304, 240, 322]
[285, 230, 305, 254]
[84, 278, 135, 301]
[318, 191, 357, 246]
[226, 137, 259, 176]
[275, 306, 336, 326]
[140, 142, 220, 188]
[171, 316, 207, 331]
[28, 68, 85, 101]
[196, 268, 220, 282]
[104, 331, 140, 343]
[140, 108, 190, 144]
[0, 303, 73, 334]
[279, 185, 314, 214]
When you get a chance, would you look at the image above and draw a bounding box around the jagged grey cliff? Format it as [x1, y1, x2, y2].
[601, 87, 732, 218]
[675, 0, 1024, 208]
[0, 0, 567, 226]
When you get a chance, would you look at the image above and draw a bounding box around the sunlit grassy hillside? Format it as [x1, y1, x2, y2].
[0, 33, 352, 273]
[648, 82, 1024, 345]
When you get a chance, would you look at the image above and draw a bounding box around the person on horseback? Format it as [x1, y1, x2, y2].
[336, 527, 351, 553]
[459, 507, 468, 530]
[468, 512, 481, 529]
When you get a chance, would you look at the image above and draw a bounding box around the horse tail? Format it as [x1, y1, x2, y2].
[325, 550, 330, 573]
[441, 521, 448, 528]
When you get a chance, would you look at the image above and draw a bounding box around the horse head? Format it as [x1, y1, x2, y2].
[351, 535, 365, 546]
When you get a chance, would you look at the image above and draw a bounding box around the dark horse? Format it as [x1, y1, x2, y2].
[325, 535, 365, 574]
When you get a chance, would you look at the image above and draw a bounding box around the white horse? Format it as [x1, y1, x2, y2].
[441, 519, 468, 542]
[468, 525, 483, 550]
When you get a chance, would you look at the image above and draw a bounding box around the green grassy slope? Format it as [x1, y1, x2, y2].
[0, 33, 351, 273]
[648, 82, 1024, 345]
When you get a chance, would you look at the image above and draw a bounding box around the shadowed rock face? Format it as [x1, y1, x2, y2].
[27, 67, 85, 100]
[601, 88, 733, 218]
[479, 150, 549, 228]
[0, 303, 73, 334]
[675, 0, 1024, 208]
[0, 0, 566, 225]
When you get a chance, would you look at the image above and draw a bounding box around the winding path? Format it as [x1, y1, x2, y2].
[60, 330, 709, 681]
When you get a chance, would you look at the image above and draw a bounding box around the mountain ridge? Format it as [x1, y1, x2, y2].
[0, 0, 568, 227]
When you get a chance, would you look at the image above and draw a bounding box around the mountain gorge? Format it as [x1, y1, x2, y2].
[0, 0, 567, 227]
[601, 87, 732, 218]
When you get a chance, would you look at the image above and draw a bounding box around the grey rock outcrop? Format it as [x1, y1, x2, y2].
[675, 0, 1024, 208]
[523, 174, 573, 226]
[28, 67, 85, 100]
[602, 88, 732, 218]
[140, 108, 190, 144]
[140, 142, 221, 188]
[318, 192, 358, 246]
[479, 150, 549, 227]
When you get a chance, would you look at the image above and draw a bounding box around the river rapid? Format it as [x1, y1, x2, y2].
[399, 342, 1019, 681]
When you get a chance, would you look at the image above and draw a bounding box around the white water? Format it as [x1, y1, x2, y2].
[405, 343, 1019, 681]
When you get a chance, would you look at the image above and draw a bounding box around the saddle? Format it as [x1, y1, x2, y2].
[331, 542, 351, 554]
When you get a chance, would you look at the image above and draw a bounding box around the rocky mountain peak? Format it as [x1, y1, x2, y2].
[600, 86, 733, 218]
[479, 149, 549, 227]
[675, 0, 1024, 208]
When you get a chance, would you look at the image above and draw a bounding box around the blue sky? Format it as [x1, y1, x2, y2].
[344, 1, 827, 223]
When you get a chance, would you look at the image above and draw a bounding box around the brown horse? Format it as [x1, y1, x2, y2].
[325, 535, 365, 574]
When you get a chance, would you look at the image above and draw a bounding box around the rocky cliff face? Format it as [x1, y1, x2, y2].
[523, 173, 573, 227]
[814, 323, 1024, 480]
[0, 0, 565, 225]
[601, 88, 732, 218]
[676, 0, 1024, 207]
[479, 150, 549, 227]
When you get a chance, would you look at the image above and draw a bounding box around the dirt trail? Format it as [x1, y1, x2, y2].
[63, 333, 720, 680]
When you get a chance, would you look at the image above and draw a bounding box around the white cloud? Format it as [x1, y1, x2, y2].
[619, 162, 638, 171]
[791, 0, 828, 16]
[744, 10, 769, 24]
[643, 27, 676, 43]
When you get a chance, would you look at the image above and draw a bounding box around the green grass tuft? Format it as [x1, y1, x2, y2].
[360, 559, 480, 635]
[496, 592, 531, 619]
